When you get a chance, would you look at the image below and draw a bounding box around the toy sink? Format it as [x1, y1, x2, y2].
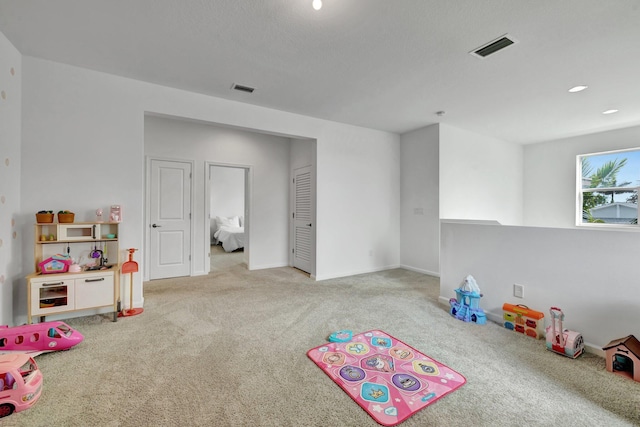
[84, 265, 114, 271]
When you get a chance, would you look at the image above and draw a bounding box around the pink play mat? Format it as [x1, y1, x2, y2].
[307, 330, 466, 426]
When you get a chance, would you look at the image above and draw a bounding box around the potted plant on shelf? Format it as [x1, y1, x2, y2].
[57, 210, 75, 223]
[35, 210, 54, 223]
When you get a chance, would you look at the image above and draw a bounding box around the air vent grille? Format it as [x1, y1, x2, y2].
[231, 83, 255, 93]
[471, 35, 517, 58]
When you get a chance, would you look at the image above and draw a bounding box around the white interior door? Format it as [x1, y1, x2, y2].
[149, 159, 192, 279]
[293, 166, 313, 273]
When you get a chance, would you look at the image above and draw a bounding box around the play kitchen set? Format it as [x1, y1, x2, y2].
[26, 206, 138, 324]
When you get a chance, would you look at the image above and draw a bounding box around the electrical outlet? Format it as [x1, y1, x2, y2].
[513, 284, 524, 298]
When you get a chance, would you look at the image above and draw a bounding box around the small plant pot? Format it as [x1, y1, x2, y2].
[36, 213, 54, 223]
[57, 213, 75, 223]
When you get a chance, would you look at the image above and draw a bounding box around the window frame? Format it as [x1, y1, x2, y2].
[576, 147, 640, 229]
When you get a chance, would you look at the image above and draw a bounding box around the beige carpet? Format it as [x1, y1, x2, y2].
[210, 243, 245, 272]
[4, 260, 639, 426]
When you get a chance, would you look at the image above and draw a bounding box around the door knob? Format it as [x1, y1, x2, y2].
[152, 224, 162, 228]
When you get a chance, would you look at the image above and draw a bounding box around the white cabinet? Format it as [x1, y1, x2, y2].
[27, 270, 118, 324]
[58, 223, 99, 241]
[74, 273, 115, 310]
[27, 222, 120, 324]
[29, 277, 74, 316]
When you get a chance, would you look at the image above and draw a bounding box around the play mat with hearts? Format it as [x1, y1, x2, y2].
[307, 330, 466, 426]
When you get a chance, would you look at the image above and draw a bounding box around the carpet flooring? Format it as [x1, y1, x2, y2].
[3, 259, 639, 426]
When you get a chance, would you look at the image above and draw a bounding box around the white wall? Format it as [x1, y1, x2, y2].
[315, 127, 401, 279]
[17, 55, 399, 323]
[440, 221, 640, 354]
[210, 166, 245, 220]
[524, 125, 640, 227]
[440, 124, 524, 225]
[145, 115, 290, 273]
[290, 138, 314, 171]
[400, 124, 439, 275]
[0, 32, 21, 325]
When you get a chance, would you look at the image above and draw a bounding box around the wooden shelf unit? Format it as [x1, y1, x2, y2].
[27, 222, 121, 324]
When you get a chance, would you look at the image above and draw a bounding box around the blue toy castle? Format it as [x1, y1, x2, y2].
[449, 275, 486, 325]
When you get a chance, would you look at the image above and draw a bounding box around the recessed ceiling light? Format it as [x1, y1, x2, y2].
[602, 109, 619, 115]
[568, 85, 588, 93]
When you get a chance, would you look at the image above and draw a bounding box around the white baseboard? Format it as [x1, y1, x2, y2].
[438, 295, 451, 306]
[400, 265, 440, 277]
[314, 264, 401, 281]
[249, 262, 289, 270]
[192, 271, 209, 276]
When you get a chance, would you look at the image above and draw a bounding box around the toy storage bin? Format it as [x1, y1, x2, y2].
[35, 213, 54, 223]
[57, 212, 75, 223]
[502, 303, 545, 339]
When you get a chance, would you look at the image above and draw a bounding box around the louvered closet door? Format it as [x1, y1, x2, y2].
[293, 166, 312, 273]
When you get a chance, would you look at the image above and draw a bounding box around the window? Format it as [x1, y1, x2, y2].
[578, 148, 640, 227]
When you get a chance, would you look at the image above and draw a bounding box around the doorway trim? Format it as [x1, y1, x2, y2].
[205, 161, 253, 272]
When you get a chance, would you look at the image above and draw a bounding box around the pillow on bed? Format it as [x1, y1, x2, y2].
[215, 216, 240, 228]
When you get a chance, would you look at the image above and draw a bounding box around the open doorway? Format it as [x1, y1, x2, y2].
[207, 163, 250, 272]
[145, 113, 316, 279]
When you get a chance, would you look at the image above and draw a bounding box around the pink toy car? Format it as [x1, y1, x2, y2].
[0, 353, 43, 417]
[0, 321, 84, 356]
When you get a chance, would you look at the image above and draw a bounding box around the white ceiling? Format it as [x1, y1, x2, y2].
[1, 0, 639, 144]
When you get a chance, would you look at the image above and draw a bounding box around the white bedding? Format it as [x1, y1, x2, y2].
[214, 225, 245, 252]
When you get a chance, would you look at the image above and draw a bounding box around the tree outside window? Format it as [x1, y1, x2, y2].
[578, 149, 640, 226]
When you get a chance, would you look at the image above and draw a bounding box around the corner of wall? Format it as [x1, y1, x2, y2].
[0, 31, 22, 325]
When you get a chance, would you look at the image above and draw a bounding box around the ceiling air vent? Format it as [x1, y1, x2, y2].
[470, 34, 518, 58]
[231, 83, 255, 93]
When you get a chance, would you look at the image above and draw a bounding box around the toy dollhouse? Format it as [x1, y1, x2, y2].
[449, 275, 486, 325]
[602, 335, 640, 382]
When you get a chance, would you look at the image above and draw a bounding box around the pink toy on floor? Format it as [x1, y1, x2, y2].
[0, 353, 43, 417]
[602, 335, 640, 382]
[308, 330, 466, 426]
[545, 307, 584, 359]
[0, 322, 83, 356]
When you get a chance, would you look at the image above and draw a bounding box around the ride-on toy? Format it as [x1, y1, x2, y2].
[0, 353, 43, 418]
